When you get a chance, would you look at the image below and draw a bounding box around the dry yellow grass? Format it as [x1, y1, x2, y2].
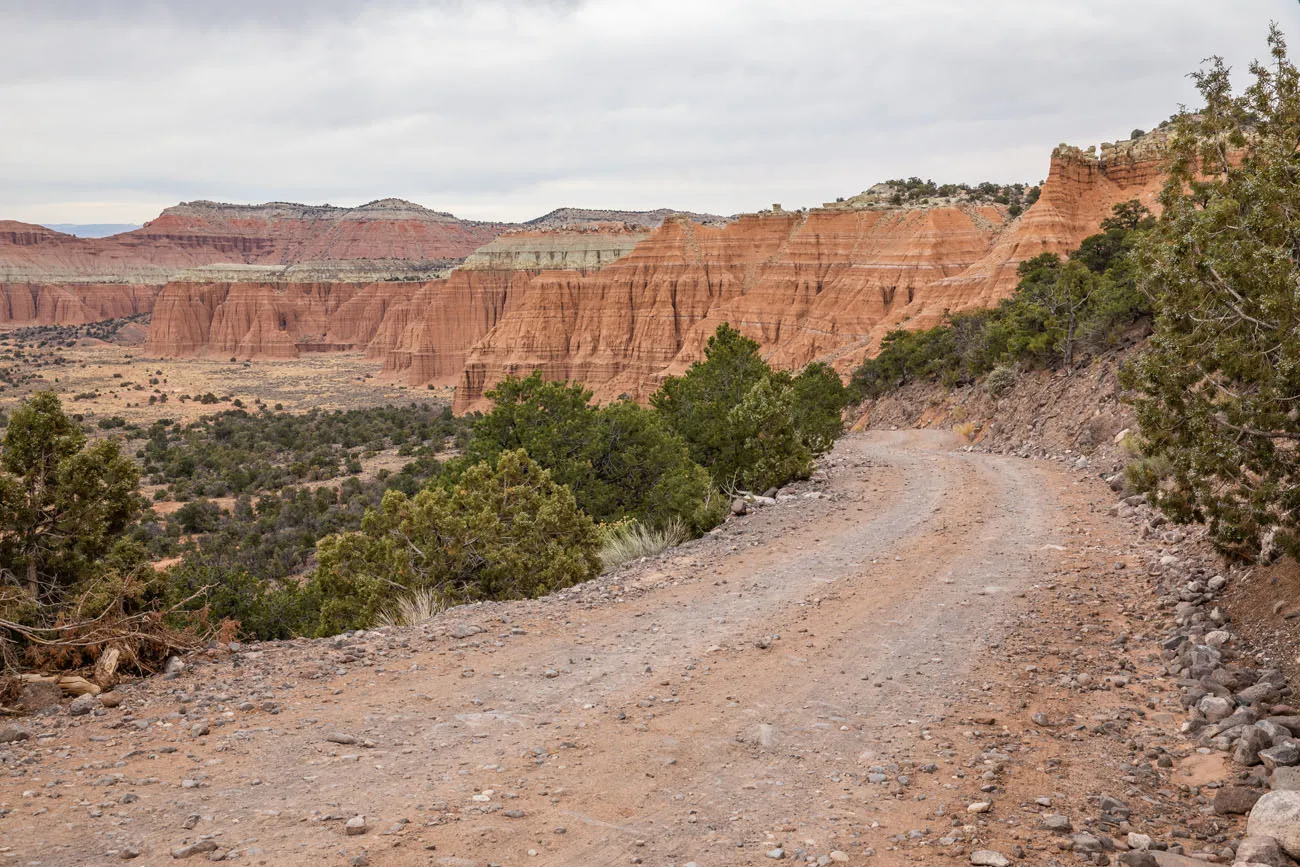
[952, 420, 978, 441]
[0, 341, 447, 427]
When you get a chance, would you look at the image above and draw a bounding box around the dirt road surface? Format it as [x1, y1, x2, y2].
[0, 431, 1233, 866]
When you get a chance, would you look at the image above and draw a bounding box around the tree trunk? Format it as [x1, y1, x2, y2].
[24, 557, 38, 599]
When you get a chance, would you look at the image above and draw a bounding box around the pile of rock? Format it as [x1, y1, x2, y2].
[1129, 494, 1300, 867]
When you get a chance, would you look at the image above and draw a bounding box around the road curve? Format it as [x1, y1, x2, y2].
[1, 430, 1080, 866]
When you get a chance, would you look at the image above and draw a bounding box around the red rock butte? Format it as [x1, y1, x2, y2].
[3, 132, 1170, 410]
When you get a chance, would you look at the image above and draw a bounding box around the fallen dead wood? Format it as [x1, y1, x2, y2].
[93, 646, 121, 687]
[18, 673, 101, 696]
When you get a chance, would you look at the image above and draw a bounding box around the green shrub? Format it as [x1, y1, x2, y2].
[309, 450, 600, 634]
[1124, 25, 1300, 560]
[464, 372, 716, 530]
[653, 324, 833, 490]
[724, 375, 813, 491]
[785, 362, 849, 455]
[0, 392, 141, 603]
[162, 557, 320, 641]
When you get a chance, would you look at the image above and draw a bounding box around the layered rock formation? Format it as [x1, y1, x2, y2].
[0, 200, 511, 326]
[142, 227, 648, 366]
[0, 281, 157, 325]
[925, 131, 1170, 315]
[445, 133, 1168, 410]
[525, 207, 729, 230]
[450, 204, 1013, 410]
[56, 131, 1173, 411]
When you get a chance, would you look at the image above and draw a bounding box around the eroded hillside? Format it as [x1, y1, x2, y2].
[136, 132, 1169, 412]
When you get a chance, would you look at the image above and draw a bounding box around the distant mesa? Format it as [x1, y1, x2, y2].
[152, 198, 472, 226]
[525, 207, 731, 230]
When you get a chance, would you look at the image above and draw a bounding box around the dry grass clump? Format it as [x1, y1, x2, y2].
[374, 587, 448, 628]
[952, 420, 978, 441]
[600, 519, 688, 572]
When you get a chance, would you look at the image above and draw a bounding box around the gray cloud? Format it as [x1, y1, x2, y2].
[1, 0, 1296, 223]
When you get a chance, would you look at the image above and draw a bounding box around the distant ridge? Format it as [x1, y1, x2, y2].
[153, 198, 477, 225]
[526, 207, 731, 230]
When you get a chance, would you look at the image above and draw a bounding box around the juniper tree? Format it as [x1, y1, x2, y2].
[1124, 23, 1300, 559]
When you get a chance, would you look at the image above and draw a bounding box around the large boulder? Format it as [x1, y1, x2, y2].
[1235, 835, 1288, 867]
[1270, 766, 1300, 791]
[1259, 742, 1300, 771]
[1214, 785, 1263, 815]
[1199, 694, 1236, 723]
[1246, 791, 1300, 858]
[1235, 727, 1273, 766]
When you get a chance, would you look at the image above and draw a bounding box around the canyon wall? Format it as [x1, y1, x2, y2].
[140, 228, 646, 368]
[446, 133, 1169, 411]
[139, 132, 1170, 412]
[0, 199, 511, 326]
[924, 131, 1170, 316]
[17, 132, 1170, 411]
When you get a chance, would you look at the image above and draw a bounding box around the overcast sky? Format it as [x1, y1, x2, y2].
[2, 1, 1297, 225]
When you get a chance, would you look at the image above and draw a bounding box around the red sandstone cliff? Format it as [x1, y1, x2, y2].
[0, 200, 511, 327]
[133, 132, 1170, 411]
[922, 132, 1169, 318]
[444, 133, 1169, 411]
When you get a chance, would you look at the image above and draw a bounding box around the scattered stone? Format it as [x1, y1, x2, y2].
[69, 693, 101, 716]
[966, 800, 992, 813]
[170, 840, 218, 859]
[98, 692, 123, 708]
[326, 732, 358, 745]
[1237, 683, 1278, 706]
[449, 624, 483, 639]
[1259, 743, 1300, 770]
[0, 725, 31, 743]
[1126, 833, 1152, 851]
[1040, 814, 1073, 833]
[345, 815, 367, 836]
[1198, 695, 1235, 723]
[1071, 833, 1104, 854]
[1235, 727, 1273, 766]
[766, 847, 785, 859]
[969, 851, 1010, 867]
[1149, 854, 1213, 866]
[1270, 766, 1300, 791]
[1118, 855, 1157, 867]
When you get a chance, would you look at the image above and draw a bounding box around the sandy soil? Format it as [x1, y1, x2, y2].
[0, 343, 449, 427]
[0, 431, 1248, 866]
